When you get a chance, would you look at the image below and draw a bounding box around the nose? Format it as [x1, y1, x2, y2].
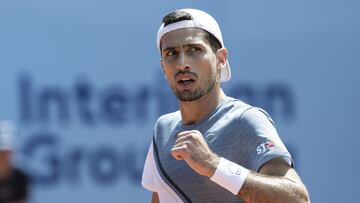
[176, 51, 190, 71]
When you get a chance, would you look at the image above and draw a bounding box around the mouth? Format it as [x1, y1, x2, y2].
[175, 75, 197, 89]
[175, 71, 197, 89]
[177, 77, 196, 86]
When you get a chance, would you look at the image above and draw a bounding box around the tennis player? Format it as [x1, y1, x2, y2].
[142, 8, 310, 203]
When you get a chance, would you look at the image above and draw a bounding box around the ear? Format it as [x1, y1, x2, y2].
[216, 48, 228, 69]
[160, 59, 168, 79]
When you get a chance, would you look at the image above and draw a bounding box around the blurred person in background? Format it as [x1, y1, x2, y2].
[0, 121, 29, 203]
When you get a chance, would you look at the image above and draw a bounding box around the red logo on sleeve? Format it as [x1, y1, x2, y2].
[265, 141, 275, 148]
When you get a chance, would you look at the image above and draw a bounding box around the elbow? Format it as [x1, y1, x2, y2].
[301, 191, 311, 203]
[283, 181, 310, 203]
[298, 194, 310, 203]
[287, 192, 310, 203]
[294, 185, 311, 203]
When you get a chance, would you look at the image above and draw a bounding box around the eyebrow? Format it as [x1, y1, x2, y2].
[162, 43, 202, 53]
[162, 46, 176, 54]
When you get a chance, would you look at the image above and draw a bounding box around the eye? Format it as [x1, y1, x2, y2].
[165, 50, 178, 57]
[188, 46, 201, 54]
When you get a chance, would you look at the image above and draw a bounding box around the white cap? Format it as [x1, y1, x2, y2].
[157, 8, 231, 82]
[0, 121, 14, 151]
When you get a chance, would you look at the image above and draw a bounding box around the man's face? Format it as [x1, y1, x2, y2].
[160, 28, 223, 101]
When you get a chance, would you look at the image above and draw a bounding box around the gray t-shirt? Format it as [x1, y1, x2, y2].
[151, 97, 292, 203]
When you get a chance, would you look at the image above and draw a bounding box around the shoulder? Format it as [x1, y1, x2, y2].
[223, 98, 276, 133]
[220, 97, 269, 123]
[222, 96, 253, 115]
[152, 111, 181, 146]
[155, 111, 181, 126]
[211, 96, 274, 126]
[157, 110, 181, 122]
[153, 111, 181, 133]
[239, 107, 275, 127]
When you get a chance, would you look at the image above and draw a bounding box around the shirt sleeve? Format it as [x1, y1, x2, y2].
[141, 141, 157, 192]
[239, 107, 293, 172]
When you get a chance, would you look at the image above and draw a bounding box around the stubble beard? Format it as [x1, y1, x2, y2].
[173, 76, 217, 102]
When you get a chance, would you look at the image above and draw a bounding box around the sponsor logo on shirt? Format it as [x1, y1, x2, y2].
[256, 140, 276, 154]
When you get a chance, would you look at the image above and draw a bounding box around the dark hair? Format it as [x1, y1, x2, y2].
[161, 10, 222, 52]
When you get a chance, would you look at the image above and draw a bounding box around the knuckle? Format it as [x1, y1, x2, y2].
[183, 141, 191, 149]
[193, 130, 201, 134]
[188, 133, 196, 140]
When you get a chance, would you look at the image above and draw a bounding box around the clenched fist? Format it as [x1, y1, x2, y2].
[171, 130, 220, 177]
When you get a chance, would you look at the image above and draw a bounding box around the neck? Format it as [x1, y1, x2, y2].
[179, 86, 226, 125]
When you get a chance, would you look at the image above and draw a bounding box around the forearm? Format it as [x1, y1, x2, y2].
[208, 157, 310, 203]
[238, 171, 310, 203]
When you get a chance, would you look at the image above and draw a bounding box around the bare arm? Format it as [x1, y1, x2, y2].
[238, 157, 310, 203]
[151, 192, 159, 203]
